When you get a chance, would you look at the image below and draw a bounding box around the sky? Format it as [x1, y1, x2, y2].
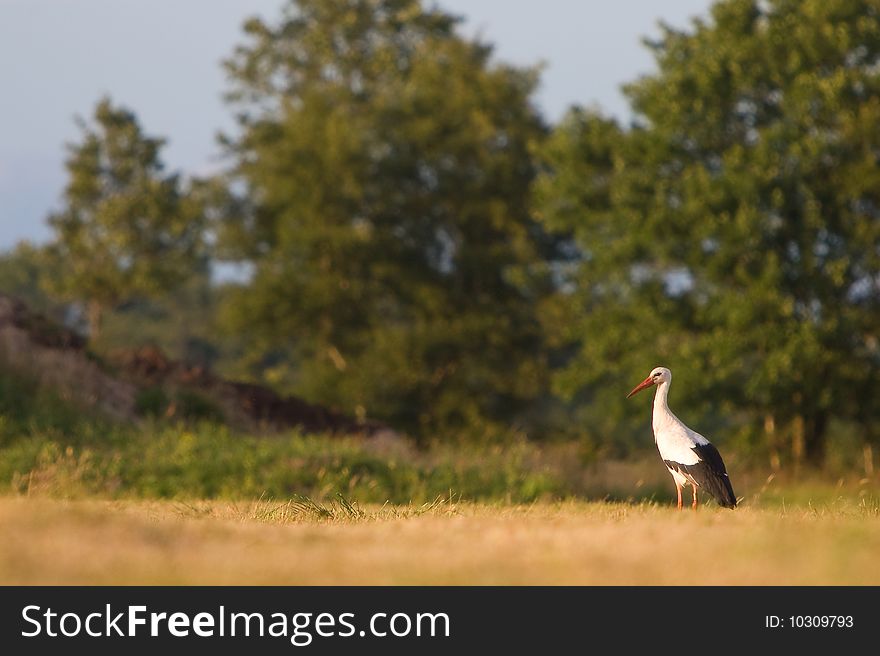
[0, 0, 714, 252]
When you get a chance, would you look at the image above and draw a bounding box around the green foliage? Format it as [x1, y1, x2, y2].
[46, 97, 206, 338]
[134, 387, 170, 417]
[0, 416, 874, 503]
[0, 426, 566, 502]
[134, 387, 224, 423]
[0, 367, 100, 445]
[218, 0, 559, 439]
[0, 359, 875, 503]
[0, 358, 564, 503]
[98, 269, 232, 369]
[0, 243, 62, 317]
[536, 0, 880, 464]
[173, 390, 224, 423]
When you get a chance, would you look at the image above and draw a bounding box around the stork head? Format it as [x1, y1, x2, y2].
[626, 366, 671, 398]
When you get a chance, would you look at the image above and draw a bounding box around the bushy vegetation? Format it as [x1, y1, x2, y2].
[0, 426, 573, 502]
[2, 369, 878, 506]
[0, 369, 566, 501]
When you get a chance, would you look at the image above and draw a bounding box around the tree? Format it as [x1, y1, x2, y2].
[537, 0, 880, 466]
[219, 0, 559, 438]
[47, 98, 204, 340]
[0, 242, 60, 317]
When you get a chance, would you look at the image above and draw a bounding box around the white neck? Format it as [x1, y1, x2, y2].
[652, 381, 675, 434]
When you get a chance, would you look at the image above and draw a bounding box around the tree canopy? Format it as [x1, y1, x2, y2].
[218, 0, 559, 437]
[536, 0, 880, 465]
[46, 98, 205, 338]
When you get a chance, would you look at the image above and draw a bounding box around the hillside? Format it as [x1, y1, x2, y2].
[0, 294, 389, 438]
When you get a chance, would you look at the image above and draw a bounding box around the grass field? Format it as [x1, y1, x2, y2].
[2, 381, 879, 586]
[1, 495, 878, 585]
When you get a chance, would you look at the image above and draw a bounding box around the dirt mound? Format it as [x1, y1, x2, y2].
[0, 294, 393, 438]
[0, 295, 136, 420]
[0, 295, 86, 351]
[111, 345, 212, 386]
[110, 345, 390, 436]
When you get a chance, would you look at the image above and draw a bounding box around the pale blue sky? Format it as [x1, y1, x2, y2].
[0, 0, 713, 251]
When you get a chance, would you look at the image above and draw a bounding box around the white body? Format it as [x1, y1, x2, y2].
[652, 375, 708, 487]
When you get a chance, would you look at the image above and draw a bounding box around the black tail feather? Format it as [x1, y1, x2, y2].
[710, 471, 737, 508]
[665, 442, 737, 509]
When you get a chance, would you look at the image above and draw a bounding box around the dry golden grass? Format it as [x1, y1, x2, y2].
[1, 496, 879, 585]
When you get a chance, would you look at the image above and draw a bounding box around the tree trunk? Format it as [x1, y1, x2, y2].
[87, 300, 103, 342]
[765, 413, 781, 472]
[802, 412, 827, 467]
[863, 422, 877, 478]
[791, 415, 805, 474]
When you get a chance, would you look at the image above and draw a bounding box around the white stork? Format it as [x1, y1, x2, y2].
[627, 366, 737, 509]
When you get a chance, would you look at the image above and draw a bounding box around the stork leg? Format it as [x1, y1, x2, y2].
[676, 484, 683, 510]
[691, 484, 698, 510]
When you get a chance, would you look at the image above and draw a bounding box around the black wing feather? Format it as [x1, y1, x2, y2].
[664, 442, 737, 508]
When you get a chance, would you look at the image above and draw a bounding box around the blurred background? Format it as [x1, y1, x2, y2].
[0, 0, 878, 504]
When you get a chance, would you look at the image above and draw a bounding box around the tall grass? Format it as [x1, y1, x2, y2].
[1, 369, 878, 506]
[0, 421, 573, 502]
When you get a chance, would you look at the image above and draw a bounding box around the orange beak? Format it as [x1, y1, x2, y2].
[626, 376, 656, 398]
